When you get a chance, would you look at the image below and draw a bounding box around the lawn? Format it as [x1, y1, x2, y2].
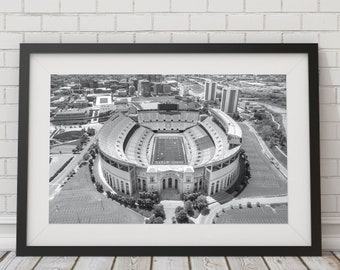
[49, 165, 145, 224]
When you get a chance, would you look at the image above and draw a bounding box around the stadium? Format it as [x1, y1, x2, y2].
[97, 103, 242, 198]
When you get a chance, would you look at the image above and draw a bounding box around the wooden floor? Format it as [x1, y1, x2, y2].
[1, 251, 340, 269]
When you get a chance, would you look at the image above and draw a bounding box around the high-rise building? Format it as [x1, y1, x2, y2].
[153, 82, 163, 95]
[138, 79, 151, 97]
[204, 80, 217, 101]
[220, 88, 240, 115]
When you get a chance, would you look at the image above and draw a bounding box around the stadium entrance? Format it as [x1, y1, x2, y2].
[162, 178, 179, 189]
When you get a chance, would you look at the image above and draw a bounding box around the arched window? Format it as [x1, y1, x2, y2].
[121, 181, 125, 193]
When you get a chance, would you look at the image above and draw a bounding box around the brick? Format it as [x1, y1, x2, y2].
[98, 33, 134, 43]
[319, 51, 337, 68]
[320, 87, 336, 104]
[79, 15, 116, 31]
[5, 158, 17, 175]
[320, 123, 337, 140]
[190, 14, 225, 31]
[321, 159, 338, 176]
[0, 141, 17, 157]
[97, 0, 133, 12]
[303, 14, 337, 31]
[228, 14, 263, 30]
[208, 0, 243, 12]
[154, 14, 189, 31]
[135, 32, 171, 43]
[6, 15, 40, 31]
[337, 124, 340, 139]
[42, 15, 78, 31]
[246, 0, 281, 12]
[283, 0, 318, 12]
[320, 141, 340, 158]
[135, 0, 170, 12]
[320, 0, 340, 11]
[322, 195, 336, 212]
[4, 51, 19, 68]
[0, 105, 18, 122]
[0, 33, 23, 50]
[337, 88, 340, 103]
[25, 32, 60, 43]
[6, 123, 18, 140]
[282, 32, 318, 43]
[0, 159, 4, 175]
[172, 0, 207, 12]
[0, 0, 21, 12]
[116, 15, 152, 31]
[0, 52, 4, 67]
[0, 197, 5, 212]
[321, 177, 340, 194]
[320, 104, 340, 122]
[320, 68, 340, 86]
[0, 15, 4, 31]
[0, 88, 4, 104]
[265, 14, 300, 30]
[209, 32, 245, 43]
[320, 33, 340, 49]
[246, 32, 281, 43]
[25, 0, 59, 12]
[61, 33, 97, 43]
[172, 32, 208, 43]
[0, 124, 5, 139]
[6, 196, 16, 212]
[5, 87, 18, 104]
[60, 0, 96, 13]
[0, 68, 19, 86]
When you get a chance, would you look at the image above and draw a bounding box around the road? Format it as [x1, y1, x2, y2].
[49, 134, 98, 199]
[243, 121, 287, 178]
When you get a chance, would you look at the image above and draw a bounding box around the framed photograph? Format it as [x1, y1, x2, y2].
[17, 43, 321, 256]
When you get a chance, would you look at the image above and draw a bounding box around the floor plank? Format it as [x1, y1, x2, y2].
[264, 257, 307, 270]
[113, 257, 151, 270]
[0, 252, 40, 270]
[301, 253, 340, 270]
[227, 257, 268, 270]
[153, 257, 190, 270]
[34, 257, 78, 270]
[0, 252, 7, 261]
[190, 257, 229, 270]
[73, 257, 114, 270]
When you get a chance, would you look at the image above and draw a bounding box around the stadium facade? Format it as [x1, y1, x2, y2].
[97, 104, 242, 197]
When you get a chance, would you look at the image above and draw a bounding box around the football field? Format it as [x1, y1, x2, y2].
[151, 136, 187, 165]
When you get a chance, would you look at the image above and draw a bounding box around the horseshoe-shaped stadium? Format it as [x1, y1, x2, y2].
[97, 104, 242, 197]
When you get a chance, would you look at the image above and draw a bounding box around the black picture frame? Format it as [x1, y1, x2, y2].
[17, 43, 321, 256]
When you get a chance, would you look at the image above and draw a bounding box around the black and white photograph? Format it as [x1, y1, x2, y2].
[49, 73, 288, 225]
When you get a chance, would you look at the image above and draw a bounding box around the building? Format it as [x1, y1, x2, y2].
[97, 106, 242, 197]
[138, 80, 151, 97]
[220, 88, 240, 115]
[204, 80, 217, 101]
[152, 82, 163, 95]
[51, 110, 88, 125]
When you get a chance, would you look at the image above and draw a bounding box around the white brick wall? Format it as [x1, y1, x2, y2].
[0, 0, 340, 248]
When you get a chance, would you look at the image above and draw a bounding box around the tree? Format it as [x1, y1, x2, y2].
[195, 195, 208, 212]
[184, 201, 194, 217]
[153, 204, 166, 219]
[151, 216, 164, 224]
[176, 210, 189, 224]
